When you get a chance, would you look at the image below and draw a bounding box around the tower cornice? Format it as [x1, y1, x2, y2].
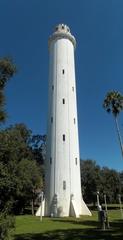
[48, 24, 76, 49]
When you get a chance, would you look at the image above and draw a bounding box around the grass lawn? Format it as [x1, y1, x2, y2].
[14, 209, 123, 240]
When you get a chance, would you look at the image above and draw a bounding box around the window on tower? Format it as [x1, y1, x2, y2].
[50, 157, 52, 164]
[52, 85, 54, 90]
[63, 134, 65, 141]
[74, 118, 76, 124]
[62, 69, 65, 74]
[72, 86, 74, 91]
[63, 181, 66, 190]
[62, 98, 65, 104]
[51, 117, 53, 123]
[75, 158, 77, 165]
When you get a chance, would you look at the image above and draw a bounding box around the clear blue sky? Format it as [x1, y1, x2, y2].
[0, 0, 123, 171]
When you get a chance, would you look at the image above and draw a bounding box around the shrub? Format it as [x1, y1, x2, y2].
[0, 213, 15, 240]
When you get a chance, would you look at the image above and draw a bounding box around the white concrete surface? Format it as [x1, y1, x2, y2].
[45, 24, 91, 217]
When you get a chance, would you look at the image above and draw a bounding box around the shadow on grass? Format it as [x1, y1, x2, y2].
[52, 218, 98, 227]
[14, 220, 123, 240]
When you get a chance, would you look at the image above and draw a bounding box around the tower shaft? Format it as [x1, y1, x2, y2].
[45, 24, 91, 217]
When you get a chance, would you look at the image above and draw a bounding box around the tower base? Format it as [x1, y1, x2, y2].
[70, 198, 91, 217]
[36, 197, 91, 217]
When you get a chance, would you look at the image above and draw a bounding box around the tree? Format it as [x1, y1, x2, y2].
[0, 57, 16, 123]
[119, 171, 123, 196]
[103, 91, 123, 157]
[0, 57, 16, 240]
[100, 167, 121, 203]
[29, 134, 46, 191]
[13, 158, 41, 215]
[29, 134, 46, 166]
[80, 159, 121, 205]
[0, 124, 43, 215]
[80, 159, 101, 205]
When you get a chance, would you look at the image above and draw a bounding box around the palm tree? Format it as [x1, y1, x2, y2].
[103, 91, 123, 157]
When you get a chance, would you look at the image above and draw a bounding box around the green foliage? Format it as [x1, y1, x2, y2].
[0, 57, 16, 239]
[0, 57, 16, 123]
[81, 160, 101, 204]
[0, 57, 16, 89]
[29, 134, 46, 165]
[100, 167, 121, 203]
[0, 124, 43, 214]
[12, 158, 42, 214]
[81, 160, 122, 204]
[103, 90, 123, 158]
[119, 172, 123, 189]
[0, 123, 44, 239]
[0, 213, 15, 240]
[103, 91, 123, 117]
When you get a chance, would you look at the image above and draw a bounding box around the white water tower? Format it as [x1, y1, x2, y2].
[45, 24, 91, 217]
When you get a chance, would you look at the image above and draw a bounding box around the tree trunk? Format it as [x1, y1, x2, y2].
[31, 198, 34, 215]
[114, 117, 123, 158]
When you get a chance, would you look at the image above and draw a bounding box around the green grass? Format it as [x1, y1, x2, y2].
[14, 210, 123, 240]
